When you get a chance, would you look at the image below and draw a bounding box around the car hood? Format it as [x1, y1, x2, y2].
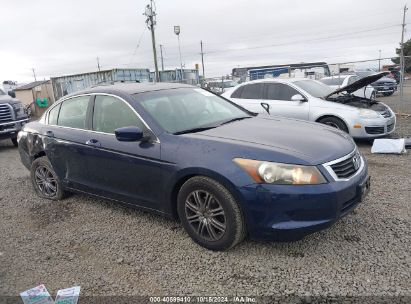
[0, 95, 19, 105]
[188, 116, 356, 165]
[325, 72, 389, 98]
[373, 76, 396, 84]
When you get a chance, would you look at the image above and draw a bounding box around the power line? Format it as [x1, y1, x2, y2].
[204, 24, 401, 55]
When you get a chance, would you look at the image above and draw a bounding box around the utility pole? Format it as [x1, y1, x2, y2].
[32, 68, 37, 82]
[399, 4, 408, 99]
[200, 40, 205, 80]
[159, 44, 164, 71]
[378, 50, 381, 72]
[97, 57, 101, 72]
[174, 26, 184, 82]
[144, 0, 159, 82]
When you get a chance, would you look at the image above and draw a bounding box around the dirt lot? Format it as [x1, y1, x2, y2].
[0, 85, 410, 303]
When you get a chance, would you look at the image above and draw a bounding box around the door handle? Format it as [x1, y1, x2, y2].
[45, 130, 54, 137]
[85, 139, 101, 147]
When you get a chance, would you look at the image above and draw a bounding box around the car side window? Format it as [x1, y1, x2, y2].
[93, 95, 144, 134]
[58, 96, 90, 129]
[239, 83, 263, 99]
[48, 103, 61, 125]
[264, 83, 300, 101]
[230, 86, 244, 98]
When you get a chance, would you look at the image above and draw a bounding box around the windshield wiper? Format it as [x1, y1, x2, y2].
[219, 116, 252, 126]
[173, 126, 218, 135]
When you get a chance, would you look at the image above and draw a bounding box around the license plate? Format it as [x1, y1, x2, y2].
[359, 176, 371, 202]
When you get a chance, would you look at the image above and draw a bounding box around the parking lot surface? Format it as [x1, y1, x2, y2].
[0, 88, 410, 300]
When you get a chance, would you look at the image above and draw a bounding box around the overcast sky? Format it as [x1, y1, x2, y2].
[0, 0, 409, 83]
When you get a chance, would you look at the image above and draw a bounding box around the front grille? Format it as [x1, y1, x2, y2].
[387, 123, 394, 132]
[330, 152, 361, 179]
[365, 126, 384, 134]
[0, 104, 13, 124]
[380, 110, 392, 118]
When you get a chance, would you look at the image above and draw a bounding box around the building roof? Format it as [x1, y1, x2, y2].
[15, 80, 49, 91]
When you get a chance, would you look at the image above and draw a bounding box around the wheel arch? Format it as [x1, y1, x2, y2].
[315, 114, 350, 133]
[167, 168, 245, 221]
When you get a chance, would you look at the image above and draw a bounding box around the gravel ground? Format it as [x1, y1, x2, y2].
[0, 87, 410, 303]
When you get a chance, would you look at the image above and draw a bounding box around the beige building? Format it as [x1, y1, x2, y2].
[15, 80, 55, 117]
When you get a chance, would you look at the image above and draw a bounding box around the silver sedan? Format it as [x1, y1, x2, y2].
[222, 75, 396, 139]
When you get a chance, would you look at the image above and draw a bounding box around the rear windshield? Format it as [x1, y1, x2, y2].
[320, 78, 344, 86]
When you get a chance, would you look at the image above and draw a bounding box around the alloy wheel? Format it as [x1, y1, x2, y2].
[185, 190, 226, 241]
[34, 166, 58, 197]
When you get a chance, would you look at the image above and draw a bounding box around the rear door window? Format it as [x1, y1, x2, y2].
[58, 96, 91, 129]
[239, 83, 263, 99]
[48, 103, 61, 125]
[231, 86, 244, 98]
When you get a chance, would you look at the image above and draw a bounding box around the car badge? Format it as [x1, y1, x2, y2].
[353, 154, 360, 170]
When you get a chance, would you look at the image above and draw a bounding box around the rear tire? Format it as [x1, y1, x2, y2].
[177, 176, 245, 251]
[30, 156, 66, 201]
[318, 116, 349, 133]
[11, 137, 18, 147]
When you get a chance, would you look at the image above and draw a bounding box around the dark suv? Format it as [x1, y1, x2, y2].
[0, 88, 28, 146]
[356, 70, 397, 96]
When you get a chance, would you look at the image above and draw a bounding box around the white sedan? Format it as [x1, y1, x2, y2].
[222, 73, 395, 139]
[320, 74, 376, 100]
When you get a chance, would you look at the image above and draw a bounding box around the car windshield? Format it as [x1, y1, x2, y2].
[0, 89, 5, 95]
[135, 88, 251, 134]
[320, 78, 345, 86]
[293, 80, 335, 98]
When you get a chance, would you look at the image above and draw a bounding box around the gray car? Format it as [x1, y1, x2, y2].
[222, 72, 396, 139]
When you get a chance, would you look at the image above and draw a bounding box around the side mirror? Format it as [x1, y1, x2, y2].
[261, 102, 270, 114]
[8, 91, 16, 98]
[115, 126, 148, 142]
[291, 94, 306, 102]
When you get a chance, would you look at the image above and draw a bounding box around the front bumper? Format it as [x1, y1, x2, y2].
[348, 113, 396, 138]
[238, 161, 369, 241]
[0, 118, 29, 140]
[373, 85, 397, 94]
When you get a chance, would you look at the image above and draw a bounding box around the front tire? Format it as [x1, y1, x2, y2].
[177, 176, 245, 251]
[318, 116, 349, 133]
[30, 156, 66, 200]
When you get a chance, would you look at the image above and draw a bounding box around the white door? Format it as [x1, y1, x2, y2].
[260, 82, 310, 120]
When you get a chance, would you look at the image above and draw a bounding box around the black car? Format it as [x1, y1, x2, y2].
[0, 89, 29, 146]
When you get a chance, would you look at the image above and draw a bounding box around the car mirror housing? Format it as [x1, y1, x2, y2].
[8, 91, 16, 98]
[291, 94, 306, 102]
[115, 126, 147, 142]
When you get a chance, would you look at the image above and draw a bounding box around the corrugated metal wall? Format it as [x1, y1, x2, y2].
[51, 68, 150, 100]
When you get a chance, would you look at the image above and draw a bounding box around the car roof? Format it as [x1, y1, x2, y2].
[67, 82, 195, 97]
[238, 77, 313, 85]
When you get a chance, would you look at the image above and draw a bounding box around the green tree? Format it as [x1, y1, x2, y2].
[392, 38, 411, 72]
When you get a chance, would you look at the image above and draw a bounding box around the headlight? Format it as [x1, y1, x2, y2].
[358, 109, 380, 119]
[233, 158, 327, 185]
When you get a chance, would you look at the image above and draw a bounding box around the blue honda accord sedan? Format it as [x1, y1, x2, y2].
[18, 82, 370, 251]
